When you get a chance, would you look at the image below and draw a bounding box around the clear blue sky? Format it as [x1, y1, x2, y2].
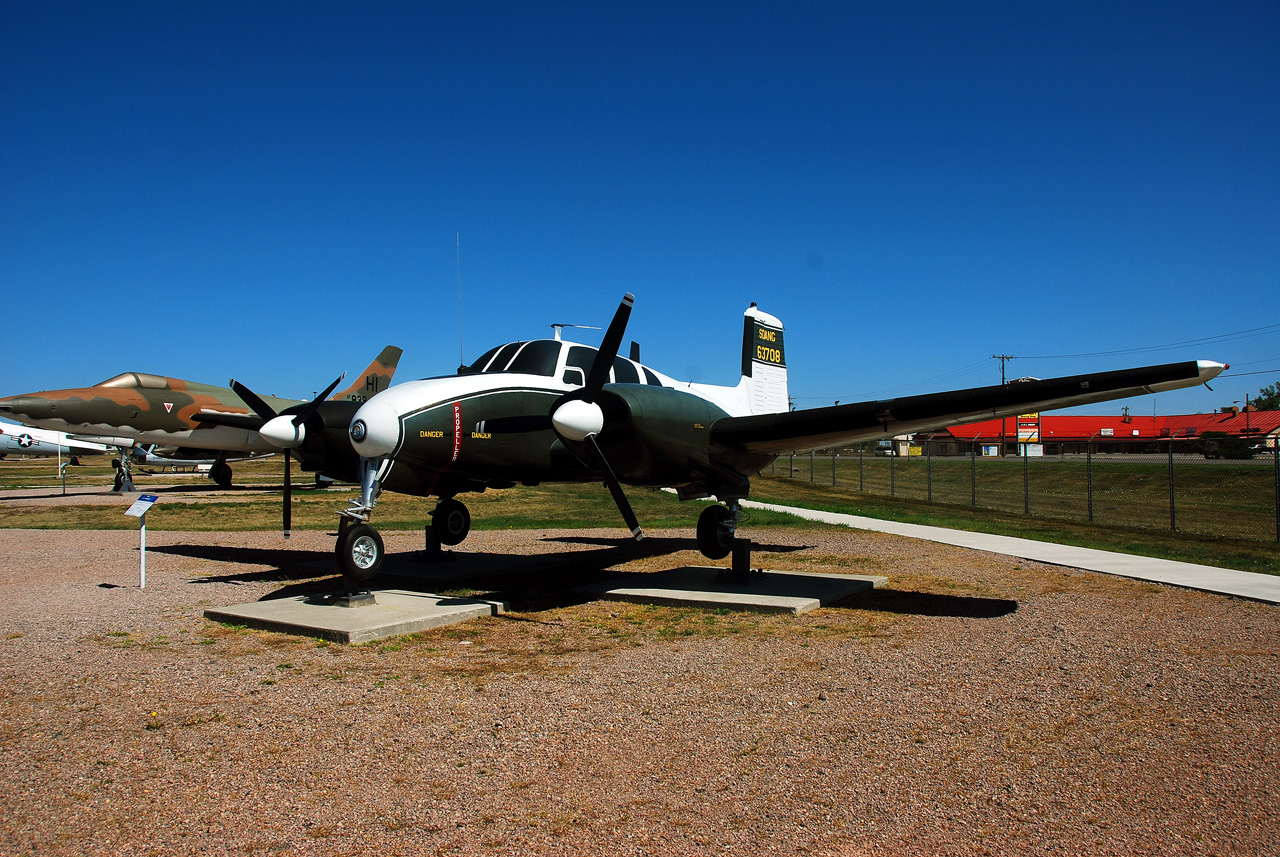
[3, 2, 1277, 417]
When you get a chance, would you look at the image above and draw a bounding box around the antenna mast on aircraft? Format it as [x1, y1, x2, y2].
[456, 233, 465, 367]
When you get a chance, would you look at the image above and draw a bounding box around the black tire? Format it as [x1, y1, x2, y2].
[432, 498, 471, 546]
[696, 504, 734, 560]
[337, 522, 384, 581]
[211, 462, 233, 488]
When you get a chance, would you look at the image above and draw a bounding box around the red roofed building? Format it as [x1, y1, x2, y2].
[918, 409, 1280, 456]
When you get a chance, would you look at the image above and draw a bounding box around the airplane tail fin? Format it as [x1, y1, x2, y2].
[332, 346, 404, 402]
[740, 304, 788, 414]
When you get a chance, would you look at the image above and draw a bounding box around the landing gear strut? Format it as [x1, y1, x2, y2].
[335, 456, 391, 581]
[110, 452, 134, 493]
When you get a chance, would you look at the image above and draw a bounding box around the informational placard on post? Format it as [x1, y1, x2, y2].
[125, 495, 159, 588]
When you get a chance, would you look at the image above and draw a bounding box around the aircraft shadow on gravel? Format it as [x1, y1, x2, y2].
[857, 588, 1019, 619]
[156, 537, 1018, 619]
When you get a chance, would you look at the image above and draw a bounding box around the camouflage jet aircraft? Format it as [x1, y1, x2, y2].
[327, 294, 1224, 581]
[0, 347, 403, 500]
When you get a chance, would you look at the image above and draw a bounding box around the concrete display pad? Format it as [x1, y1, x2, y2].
[575, 567, 887, 614]
[204, 589, 507, 644]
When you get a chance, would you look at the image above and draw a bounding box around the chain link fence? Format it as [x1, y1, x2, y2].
[772, 441, 1280, 543]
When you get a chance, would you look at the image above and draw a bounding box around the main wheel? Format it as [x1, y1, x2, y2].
[337, 522, 384, 581]
[696, 504, 734, 560]
[211, 461, 233, 487]
[432, 498, 471, 546]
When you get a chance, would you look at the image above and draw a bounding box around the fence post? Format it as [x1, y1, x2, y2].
[927, 445, 933, 503]
[831, 449, 837, 486]
[1168, 439, 1176, 532]
[890, 450, 896, 497]
[1087, 441, 1094, 523]
[1274, 446, 1278, 544]
[971, 440, 977, 506]
[809, 451, 815, 482]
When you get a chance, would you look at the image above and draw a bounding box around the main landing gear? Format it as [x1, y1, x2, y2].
[697, 500, 759, 584]
[209, 458, 233, 488]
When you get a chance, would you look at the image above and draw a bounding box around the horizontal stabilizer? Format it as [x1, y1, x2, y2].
[710, 360, 1225, 454]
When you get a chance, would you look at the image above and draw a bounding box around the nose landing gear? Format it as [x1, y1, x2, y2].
[334, 457, 477, 579]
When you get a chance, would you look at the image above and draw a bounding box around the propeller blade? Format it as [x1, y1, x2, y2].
[230, 380, 278, 421]
[583, 293, 634, 400]
[283, 449, 292, 539]
[292, 373, 346, 426]
[583, 434, 643, 541]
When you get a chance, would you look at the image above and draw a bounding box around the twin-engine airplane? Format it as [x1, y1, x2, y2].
[0, 347, 402, 507]
[330, 294, 1225, 580]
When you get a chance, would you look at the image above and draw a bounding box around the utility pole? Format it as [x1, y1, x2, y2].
[992, 354, 1016, 456]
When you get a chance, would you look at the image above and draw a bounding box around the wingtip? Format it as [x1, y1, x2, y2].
[1197, 361, 1227, 382]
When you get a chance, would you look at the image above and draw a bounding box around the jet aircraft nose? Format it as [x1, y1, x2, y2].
[349, 398, 401, 458]
[0, 395, 57, 421]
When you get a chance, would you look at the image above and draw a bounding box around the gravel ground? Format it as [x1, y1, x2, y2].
[0, 519, 1277, 856]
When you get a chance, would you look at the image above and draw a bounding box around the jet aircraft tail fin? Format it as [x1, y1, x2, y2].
[332, 346, 404, 403]
[740, 304, 788, 415]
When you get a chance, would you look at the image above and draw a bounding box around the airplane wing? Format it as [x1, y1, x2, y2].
[710, 360, 1225, 455]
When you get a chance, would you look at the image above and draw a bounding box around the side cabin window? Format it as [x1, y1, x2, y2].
[559, 345, 664, 387]
[611, 356, 639, 384]
[563, 346, 594, 386]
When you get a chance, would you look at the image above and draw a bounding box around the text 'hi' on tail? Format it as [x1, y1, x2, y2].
[333, 346, 404, 402]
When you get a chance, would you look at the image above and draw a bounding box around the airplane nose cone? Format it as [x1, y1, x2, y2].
[0, 395, 55, 421]
[350, 398, 400, 458]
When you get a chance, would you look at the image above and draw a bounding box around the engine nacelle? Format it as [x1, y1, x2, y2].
[593, 385, 729, 485]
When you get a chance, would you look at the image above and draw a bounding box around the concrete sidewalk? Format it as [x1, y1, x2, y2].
[743, 500, 1280, 604]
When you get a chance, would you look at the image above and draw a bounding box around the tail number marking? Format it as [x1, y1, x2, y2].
[756, 344, 783, 364]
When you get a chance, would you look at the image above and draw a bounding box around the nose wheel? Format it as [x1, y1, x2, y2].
[336, 522, 384, 581]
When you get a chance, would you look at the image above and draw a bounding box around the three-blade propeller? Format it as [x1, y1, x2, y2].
[230, 374, 345, 538]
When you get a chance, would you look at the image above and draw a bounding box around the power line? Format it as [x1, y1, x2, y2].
[1020, 322, 1280, 360]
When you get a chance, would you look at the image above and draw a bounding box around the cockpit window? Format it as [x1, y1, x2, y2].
[96, 372, 168, 389]
[505, 340, 562, 376]
[461, 345, 503, 375]
[642, 367, 662, 386]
